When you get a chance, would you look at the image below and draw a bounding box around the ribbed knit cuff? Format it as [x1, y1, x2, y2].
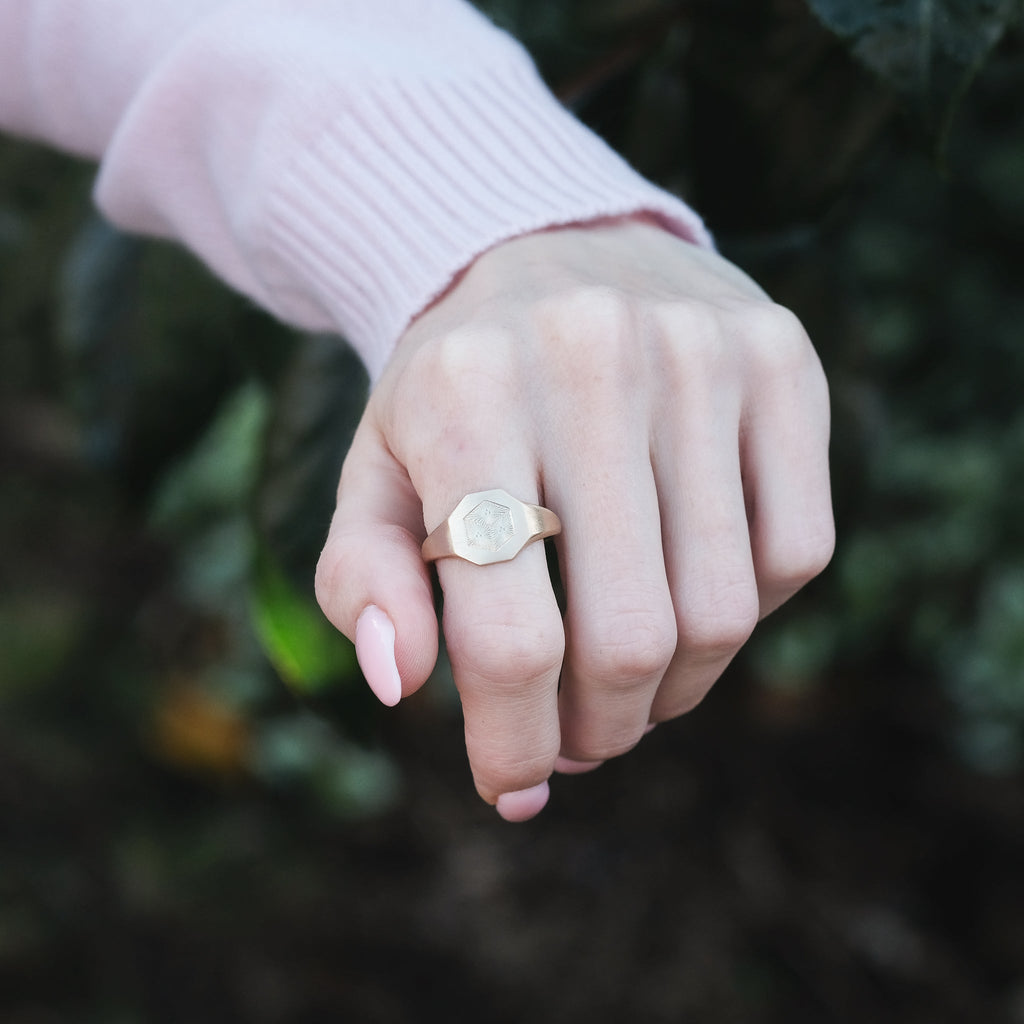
[261, 50, 712, 381]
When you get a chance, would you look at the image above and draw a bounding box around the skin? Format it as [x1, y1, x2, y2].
[315, 216, 835, 811]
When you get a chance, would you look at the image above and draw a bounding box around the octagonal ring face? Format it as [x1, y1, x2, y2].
[446, 489, 536, 566]
[463, 499, 515, 552]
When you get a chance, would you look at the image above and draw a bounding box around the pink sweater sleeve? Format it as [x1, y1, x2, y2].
[0, 0, 711, 379]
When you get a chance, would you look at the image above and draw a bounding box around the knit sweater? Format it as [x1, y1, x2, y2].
[0, 0, 710, 379]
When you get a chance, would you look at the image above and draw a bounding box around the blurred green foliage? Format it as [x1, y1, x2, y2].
[805, 0, 1022, 138]
[0, 159, 387, 818]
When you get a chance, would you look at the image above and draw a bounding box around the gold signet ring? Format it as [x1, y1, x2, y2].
[421, 489, 561, 566]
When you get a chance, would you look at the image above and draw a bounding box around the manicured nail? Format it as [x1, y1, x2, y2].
[643, 722, 657, 735]
[355, 605, 402, 707]
[554, 756, 604, 775]
[495, 781, 550, 822]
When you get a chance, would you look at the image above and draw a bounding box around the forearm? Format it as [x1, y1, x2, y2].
[0, 0, 711, 376]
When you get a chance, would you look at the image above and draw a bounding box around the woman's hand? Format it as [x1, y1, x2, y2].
[315, 216, 834, 820]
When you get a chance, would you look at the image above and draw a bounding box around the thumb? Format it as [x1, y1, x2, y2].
[314, 419, 438, 705]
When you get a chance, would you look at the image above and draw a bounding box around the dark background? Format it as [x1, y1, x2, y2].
[1, 1, 1022, 1021]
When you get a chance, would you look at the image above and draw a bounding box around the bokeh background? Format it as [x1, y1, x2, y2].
[1, 1, 1022, 1021]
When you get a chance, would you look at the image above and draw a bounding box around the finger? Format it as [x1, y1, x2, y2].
[650, 382, 760, 723]
[380, 329, 565, 817]
[424, 478, 565, 810]
[553, 431, 675, 763]
[314, 419, 439, 704]
[741, 328, 835, 617]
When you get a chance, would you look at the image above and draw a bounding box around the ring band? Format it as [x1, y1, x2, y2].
[421, 488, 561, 566]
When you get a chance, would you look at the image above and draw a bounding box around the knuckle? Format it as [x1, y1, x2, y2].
[540, 284, 634, 340]
[403, 325, 517, 413]
[653, 300, 819, 402]
[452, 615, 564, 690]
[539, 286, 639, 387]
[654, 301, 726, 390]
[395, 326, 520, 477]
[656, 298, 721, 350]
[678, 576, 760, 656]
[576, 609, 677, 688]
[763, 516, 837, 589]
[733, 301, 813, 375]
[745, 300, 805, 343]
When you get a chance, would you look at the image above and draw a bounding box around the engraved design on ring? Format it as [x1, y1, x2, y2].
[421, 488, 561, 566]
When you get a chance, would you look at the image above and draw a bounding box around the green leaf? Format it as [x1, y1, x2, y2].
[804, 0, 1022, 135]
[149, 382, 269, 532]
[249, 545, 357, 696]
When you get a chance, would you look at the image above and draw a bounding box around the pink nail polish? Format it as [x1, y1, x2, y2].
[553, 756, 604, 775]
[355, 606, 402, 707]
[495, 781, 549, 822]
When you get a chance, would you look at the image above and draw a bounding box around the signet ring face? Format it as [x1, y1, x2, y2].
[421, 489, 561, 566]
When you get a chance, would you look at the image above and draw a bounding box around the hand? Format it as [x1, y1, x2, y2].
[315, 216, 834, 820]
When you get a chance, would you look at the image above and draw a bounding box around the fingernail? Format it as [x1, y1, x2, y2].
[643, 723, 657, 735]
[553, 756, 604, 775]
[495, 781, 549, 822]
[355, 605, 402, 707]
